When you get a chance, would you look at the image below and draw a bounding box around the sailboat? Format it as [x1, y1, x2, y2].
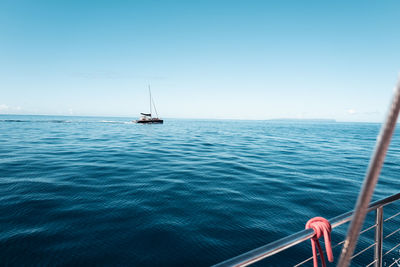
[135, 86, 163, 124]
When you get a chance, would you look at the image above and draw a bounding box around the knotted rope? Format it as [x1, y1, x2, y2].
[305, 217, 333, 267]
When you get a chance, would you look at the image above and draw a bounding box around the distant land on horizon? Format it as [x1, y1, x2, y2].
[266, 118, 337, 123]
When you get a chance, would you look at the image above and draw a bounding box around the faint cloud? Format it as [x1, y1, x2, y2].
[347, 109, 357, 115]
[72, 71, 122, 80]
[0, 104, 23, 114]
[139, 75, 167, 81]
[363, 111, 380, 115]
[71, 71, 166, 81]
[0, 104, 9, 111]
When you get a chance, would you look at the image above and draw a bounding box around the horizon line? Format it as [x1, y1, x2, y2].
[0, 113, 383, 123]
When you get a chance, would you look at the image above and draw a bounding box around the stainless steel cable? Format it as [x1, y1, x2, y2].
[212, 193, 400, 266]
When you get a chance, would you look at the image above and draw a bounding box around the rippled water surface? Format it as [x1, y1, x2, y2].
[1, 115, 400, 266]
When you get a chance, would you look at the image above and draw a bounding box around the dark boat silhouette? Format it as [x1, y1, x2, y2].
[135, 86, 163, 124]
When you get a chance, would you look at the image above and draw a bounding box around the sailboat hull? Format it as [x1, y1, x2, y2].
[136, 119, 163, 124]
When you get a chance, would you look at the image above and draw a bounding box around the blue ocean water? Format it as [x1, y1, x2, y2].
[1, 115, 400, 266]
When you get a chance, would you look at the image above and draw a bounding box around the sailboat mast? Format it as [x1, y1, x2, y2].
[149, 85, 152, 117]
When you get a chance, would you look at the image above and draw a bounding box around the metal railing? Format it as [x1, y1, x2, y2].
[214, 192, 400, 267]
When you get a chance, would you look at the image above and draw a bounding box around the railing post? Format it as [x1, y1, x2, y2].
[375, 206, 383, 267]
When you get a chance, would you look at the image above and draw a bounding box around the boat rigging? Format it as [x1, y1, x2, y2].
[135, 86, 163, 124]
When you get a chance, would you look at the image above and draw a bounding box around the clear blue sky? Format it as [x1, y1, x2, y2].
[1, 0, 400, 121]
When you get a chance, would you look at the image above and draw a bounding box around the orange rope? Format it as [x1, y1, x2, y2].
[305, 217, 334, 267]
